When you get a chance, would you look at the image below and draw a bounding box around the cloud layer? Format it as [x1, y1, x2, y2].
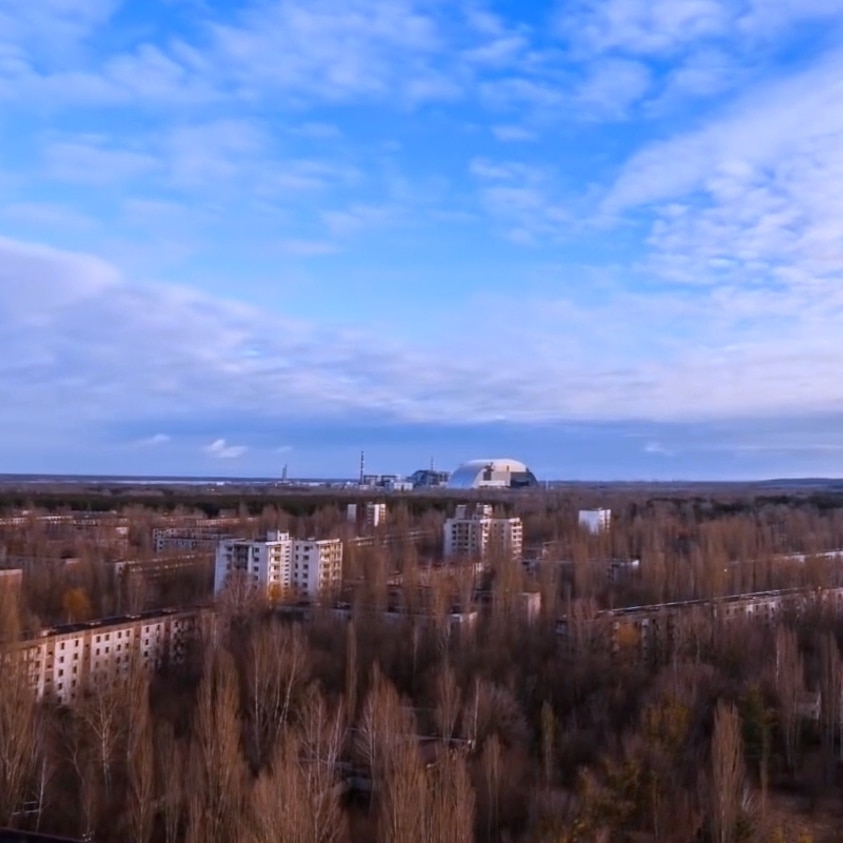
[1, 0, 843, 477]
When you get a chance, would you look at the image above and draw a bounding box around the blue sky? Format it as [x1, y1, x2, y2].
[2, 0, 843, 480]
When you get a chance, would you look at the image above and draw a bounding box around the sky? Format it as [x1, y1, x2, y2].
[2, 0, 843, 480]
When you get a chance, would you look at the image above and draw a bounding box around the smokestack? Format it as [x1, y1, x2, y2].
[359, 450, 365, 486]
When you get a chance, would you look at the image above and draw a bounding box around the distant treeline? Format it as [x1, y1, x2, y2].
[2, 487, 843, 518]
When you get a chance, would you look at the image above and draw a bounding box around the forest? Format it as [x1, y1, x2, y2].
[2, 487, 843, 842]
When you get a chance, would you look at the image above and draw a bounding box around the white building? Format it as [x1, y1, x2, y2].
[347, 502, 387, 528]
[292, 538, 344, 597]
[443, 504, 523, 562]
[214, 532, 343, 600]
[214, 530, 292, 597]
[8, 608, 207, 705]
[579, 509, 612, 534]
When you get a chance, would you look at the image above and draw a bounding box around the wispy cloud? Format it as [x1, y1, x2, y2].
[2, 0, 843, 481]
[205, 438, 248, 459]
[3, 234, 843, 439]
[491, 124, 537, 142]
[135, 433, 171, 448]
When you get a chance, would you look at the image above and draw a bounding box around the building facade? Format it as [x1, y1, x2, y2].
[578, 509, 612, 534]
[8, 608, 207, 705]
[291, 538, 344, 596]
[443, 504, 523, 562]
[347, 502, 387, 528]
[557, 586, 843, 661]
[153, 527, 234, 554]
[214, 532, 343, 599]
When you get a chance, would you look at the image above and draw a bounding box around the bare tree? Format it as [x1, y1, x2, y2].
[241, 620, 308, 771]
[30, 708, 57, 832]
[709, 701, 745, 843]
[296, 687, 347, 843]
[345, 619, 358, 728]
[428, 748, 475, 843]
[540, 700, 556, 786]
[355, 665, 410, 799]
[775, 627, 803, 774]
[818, 632, 841, 774]
[251, 685, 347, 843]
[376, 734, 426, 843]
[76, 677, 124, 804]
[155, 721, 185, 843]
[481, 734, 502, 843]
[124, 672, 155, 843]
[435, 664, 462, 745]
[65, 713, 100, 841]
[0, 653, 36, 826]
[186, 647, 248, 843]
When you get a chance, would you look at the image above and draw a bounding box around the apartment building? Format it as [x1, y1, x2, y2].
[214, 531, 292, 596]
[9, 608, 207, 705]
[557, 586, 843, 661]
[347, 502, 387, 529]
[112, 553, 213, 610]
[214, 532, 343, 599]
[578, 509, 612, 534]
[153, 527, 234, 554]
[292, 538, 343, 597]
[443, 504, 523, 562]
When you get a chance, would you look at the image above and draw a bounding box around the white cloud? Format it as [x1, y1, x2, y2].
[0, 0, 118, 57]
[559, 0, 841, 58]
[644, 441, 675, 455]
[601, 45, 843, 308]
[469, 157, 569, 242]
[576, 57, 652, 116]
[491, 124, 537, 142]
[1, 201, 96, 230]
[136, 433, 171, 447]
[3, 234, 843, 440]
[205, 438, 248, 459]
[42, 136, 160, 185]
[208, 0, 444, 102]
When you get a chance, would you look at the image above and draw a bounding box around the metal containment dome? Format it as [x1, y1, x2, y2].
[446, 459, 538, 489]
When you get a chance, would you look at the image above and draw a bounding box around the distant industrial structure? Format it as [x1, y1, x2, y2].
[443, 504, 523, 562]
[447, 459, 538, 490]
[408, 468, 451, 488]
